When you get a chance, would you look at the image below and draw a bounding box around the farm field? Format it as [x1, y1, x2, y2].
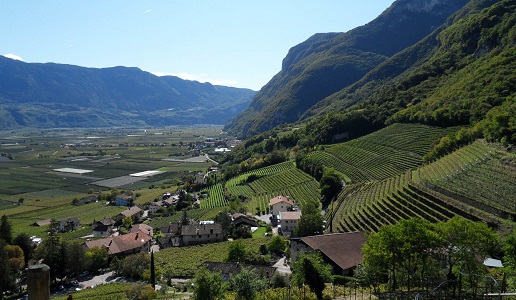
[200, 160, 320, 215]
[329, 139, 515, 233]
[0, 126, 225, 238]
[155, 237, 269, 277]
[309, 124, 457, 183]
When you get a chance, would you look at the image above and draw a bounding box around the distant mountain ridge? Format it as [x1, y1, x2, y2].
[224, 0, 471, 137]
[0, 57, 256, 129]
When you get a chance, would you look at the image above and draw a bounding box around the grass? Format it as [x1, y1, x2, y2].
[155, 237, 270, 277]
[252, 227, 267, 238]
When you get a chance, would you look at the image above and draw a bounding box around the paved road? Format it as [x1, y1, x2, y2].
[79, 271, 118, 287]
[273, 257, 291, 274]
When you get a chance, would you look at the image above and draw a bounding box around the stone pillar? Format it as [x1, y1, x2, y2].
[27, 264, 50, 300]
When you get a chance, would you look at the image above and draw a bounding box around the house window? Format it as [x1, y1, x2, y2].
[198, 235, 201, 238]
[216, 234, 218, 237]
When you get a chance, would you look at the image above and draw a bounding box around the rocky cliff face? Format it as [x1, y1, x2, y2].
[225, 0, 469, 137]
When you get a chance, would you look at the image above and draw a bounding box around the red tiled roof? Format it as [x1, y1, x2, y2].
[269, 196, 293, 206]
[85, 231, 151, 255]
[131, 224, 153, 236]
[300, 232, 366, 271]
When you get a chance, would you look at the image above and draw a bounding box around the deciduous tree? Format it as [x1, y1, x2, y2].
[192, 267, 226, 300]
[291, 252, 331, 300]
[294, 200, 323, 237]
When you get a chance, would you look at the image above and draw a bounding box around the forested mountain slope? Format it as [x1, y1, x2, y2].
[225, 0, 470, 137]
[300, 0, 515, 147]
[0, 57, 256, 129]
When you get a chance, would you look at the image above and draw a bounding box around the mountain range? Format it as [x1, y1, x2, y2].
[0, 57, 256, 129]
[225, 0, 514, 141]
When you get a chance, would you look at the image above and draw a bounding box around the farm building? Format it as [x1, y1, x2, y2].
[115, 206, 142, 223]
[115, 193, 133, 206]
[269, 196, 294, 215]
[58, 217, 81, 232]
[85, 231, 152, 257]
[278, 211, 301, 236]
[158, 222, 224, 247]
[33, 219, 52, 227]
[131, 223, 153, 236]
[92, 218, 116, 237]
[290, 232, 366, 276]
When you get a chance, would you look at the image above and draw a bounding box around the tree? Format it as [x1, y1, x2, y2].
[292, 252, 332, 300]
[192, 267, 226, 300]
[436, 217, 499, 290]
[226, 240, 247, 263]
[85, 246, 108, 274]
[150, 251, 156, 290]
[267, 235, 287, 255]
[33, 233, 66, 282]
[230, 267, 268, 300]
[503, 229, 516, 289]
[121, 253, 150, 279]
[64, 240, 87, 276]
[294, 200, 323, 237]
[0, 215, 12, 244]
[362, 218, 440, 291]
[319, 168, 342, 206]
[213, 210, 232, 236]
[0, 240, 16, 298]
[125, 284, 157, 300]
[13, 233, 33, 266]
[122, 216, 133, 229]
[4, 245, 24, 272]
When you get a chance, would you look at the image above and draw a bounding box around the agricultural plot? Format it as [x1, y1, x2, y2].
[316, 123, 453, 183]
[92, 176, 147, 188]
[200, 183, 228, 208]
[418, 140, 516, 214]
[329, 139, 513, 233]
[199, 160, 319, 212]
[155, 237, 269, 278]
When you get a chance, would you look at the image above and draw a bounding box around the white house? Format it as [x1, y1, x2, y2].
[269, 196, 294, 216]
[279, 211, 301, 236]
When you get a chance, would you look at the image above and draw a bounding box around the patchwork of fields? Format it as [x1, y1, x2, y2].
[0, 126, 220, 236]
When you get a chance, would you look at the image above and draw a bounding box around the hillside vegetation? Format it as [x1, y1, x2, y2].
[327, 139, 515, 234]
[227, 0, 515, 151]
[0, 57, 256, 129]
[225, 0, 469, 137]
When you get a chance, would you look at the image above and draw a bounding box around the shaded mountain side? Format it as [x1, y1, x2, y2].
[302, 0, 515, 145]
[0, 57, 256, 128]
[225, 0, 470, 137]
[303, 0, 501, 120]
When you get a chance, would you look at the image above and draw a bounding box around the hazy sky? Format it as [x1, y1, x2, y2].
[1, 1, 394, 90]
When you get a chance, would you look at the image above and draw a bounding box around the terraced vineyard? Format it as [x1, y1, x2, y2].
[312, 124, 455, 183]
[200, 160, 320, 213]
[416, 140, 516, 217]
[329, 139, 514, 233]
[199, 183, 228, 208]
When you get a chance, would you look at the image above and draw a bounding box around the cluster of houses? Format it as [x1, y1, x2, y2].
[269, 195, 302, 236]
[33, 190, 370, 278]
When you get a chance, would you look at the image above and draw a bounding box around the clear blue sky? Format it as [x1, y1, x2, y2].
[1, 1, 394, 91]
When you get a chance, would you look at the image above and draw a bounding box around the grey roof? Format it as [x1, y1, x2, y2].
[181, 223, 223, 236]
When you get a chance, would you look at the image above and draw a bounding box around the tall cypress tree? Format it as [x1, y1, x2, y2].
[150, 250, 156, 290]
[0, 215, 12, 244]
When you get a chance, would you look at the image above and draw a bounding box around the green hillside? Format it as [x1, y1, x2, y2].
[225, 0, 469, 137]
[302, 0, 515, 146]
[201, 161, 320, 215]
[297, 123, 456, 183]
[328, 139, 515, 233]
